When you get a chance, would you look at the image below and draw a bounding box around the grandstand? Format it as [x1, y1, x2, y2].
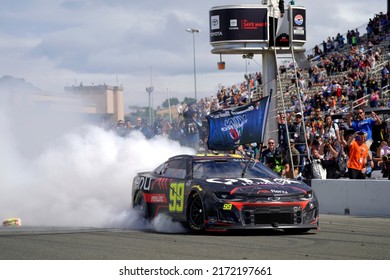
[272, 11, 390, 114]
[211, 11, 389, 119]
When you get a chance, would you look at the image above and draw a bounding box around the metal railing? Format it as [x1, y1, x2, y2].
[351, 95, 370, 110]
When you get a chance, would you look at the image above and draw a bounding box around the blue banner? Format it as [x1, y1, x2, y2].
[206, 95, 271, 151]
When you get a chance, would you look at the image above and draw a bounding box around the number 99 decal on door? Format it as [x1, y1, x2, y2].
[169, 182, 184, 213]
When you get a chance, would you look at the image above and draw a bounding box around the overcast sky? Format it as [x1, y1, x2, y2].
[0, 0, 387, 109]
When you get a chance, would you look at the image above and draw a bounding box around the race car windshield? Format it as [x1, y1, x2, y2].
[193, 159, 278, 179]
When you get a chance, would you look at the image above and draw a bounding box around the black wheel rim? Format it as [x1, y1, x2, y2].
[134, 192, 147, 218]
[189, 195, 204, 227]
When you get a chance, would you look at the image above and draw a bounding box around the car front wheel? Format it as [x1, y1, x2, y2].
[187, 192, 205, 232]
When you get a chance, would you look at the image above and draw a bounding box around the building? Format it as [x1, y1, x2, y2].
[0, 76, 125, 125]
[64, 84, 124, 123]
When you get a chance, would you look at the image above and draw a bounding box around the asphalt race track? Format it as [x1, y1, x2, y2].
[0, 214, 389, 260]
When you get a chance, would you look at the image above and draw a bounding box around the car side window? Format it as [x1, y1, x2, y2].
[154, 163, 168, 175]
[161, 159, 187, 179]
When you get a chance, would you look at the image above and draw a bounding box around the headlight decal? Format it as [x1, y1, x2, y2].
[214, 192, 245, 201]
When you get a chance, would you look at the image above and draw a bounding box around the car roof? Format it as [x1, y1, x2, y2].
[168, 153, 244, 161]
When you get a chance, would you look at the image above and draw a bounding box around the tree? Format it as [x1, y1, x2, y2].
[162, 97, 180, 108]
[183, 97, 197, 105]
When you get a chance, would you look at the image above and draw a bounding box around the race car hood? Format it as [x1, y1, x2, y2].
[204, 177, 311, 197]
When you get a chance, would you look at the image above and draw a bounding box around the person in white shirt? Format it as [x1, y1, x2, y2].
[263, 0, 285, 46]
[375, 138, 390, 179]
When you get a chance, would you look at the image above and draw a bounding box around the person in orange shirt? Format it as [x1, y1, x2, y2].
[347, 131, 369, 179]
[329, 96, 337, 112]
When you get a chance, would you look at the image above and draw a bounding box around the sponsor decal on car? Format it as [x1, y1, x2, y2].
[192, 185, 203, 192]
[270, 189, 288, 194]
[272, 178, 300, 185]
[144, 193, 167, 203]
[257, 189, 272, 194]
[136, 176, 152, 191]
[206, 178, 301, 186]
[207, 216, 218, 224]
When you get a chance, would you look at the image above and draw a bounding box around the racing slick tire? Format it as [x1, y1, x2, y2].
[187, 192, 205, 232]
[133, 191, 148, 219]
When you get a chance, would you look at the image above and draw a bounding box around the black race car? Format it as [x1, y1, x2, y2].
[132, 154, 319, 233]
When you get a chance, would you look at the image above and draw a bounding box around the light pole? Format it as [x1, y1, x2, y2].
[145, 66, 154, 125]
[186, 28, 200, 101]
[146, 86, 154, 125]
[167, 88, 172, 124]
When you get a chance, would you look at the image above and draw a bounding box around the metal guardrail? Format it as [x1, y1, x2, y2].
[351, 95, 369, 110]
[369, 59, 389, 75]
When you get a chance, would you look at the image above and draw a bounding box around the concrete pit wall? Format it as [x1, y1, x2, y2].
[310, 179, 390, 217]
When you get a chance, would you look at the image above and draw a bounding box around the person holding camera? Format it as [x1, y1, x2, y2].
[347, 131, 370, 179]
[319, 132, 342, 179]
[306, 107, 324, 142]
[323, 114, 340, 142]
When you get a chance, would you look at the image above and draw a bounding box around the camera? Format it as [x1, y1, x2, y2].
[322, 133, 331, 144]
[323, 135, 331, 144]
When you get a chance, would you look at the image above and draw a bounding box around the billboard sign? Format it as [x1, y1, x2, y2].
[210, 7, 268, 43]
[291, 7, 306, 42]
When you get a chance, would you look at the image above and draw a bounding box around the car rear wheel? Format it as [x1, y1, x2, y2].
[187, 192, 205, 232]
[133, 191, 148, 219]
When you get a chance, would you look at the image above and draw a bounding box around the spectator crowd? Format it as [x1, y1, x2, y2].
[111, 11, 390, 180]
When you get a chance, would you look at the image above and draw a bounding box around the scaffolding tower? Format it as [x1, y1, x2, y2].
[209, 2, 310, 177]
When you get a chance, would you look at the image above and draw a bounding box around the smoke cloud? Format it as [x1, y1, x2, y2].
[0, 92, 193, 232]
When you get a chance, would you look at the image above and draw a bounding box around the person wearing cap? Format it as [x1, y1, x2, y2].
[347, 107, 381, 149]
[288, 112, 306, 172]
[319, 132, 342, 179]
[306, 107, 324, 141]
[347, 131, 369, 179]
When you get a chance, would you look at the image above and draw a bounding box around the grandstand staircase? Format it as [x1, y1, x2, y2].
[273, 46, 310, 178]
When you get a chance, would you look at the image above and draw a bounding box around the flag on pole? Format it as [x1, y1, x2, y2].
[206, 95, 271, 151]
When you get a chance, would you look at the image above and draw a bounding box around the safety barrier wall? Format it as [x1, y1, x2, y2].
[310, 179, 390, 217]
